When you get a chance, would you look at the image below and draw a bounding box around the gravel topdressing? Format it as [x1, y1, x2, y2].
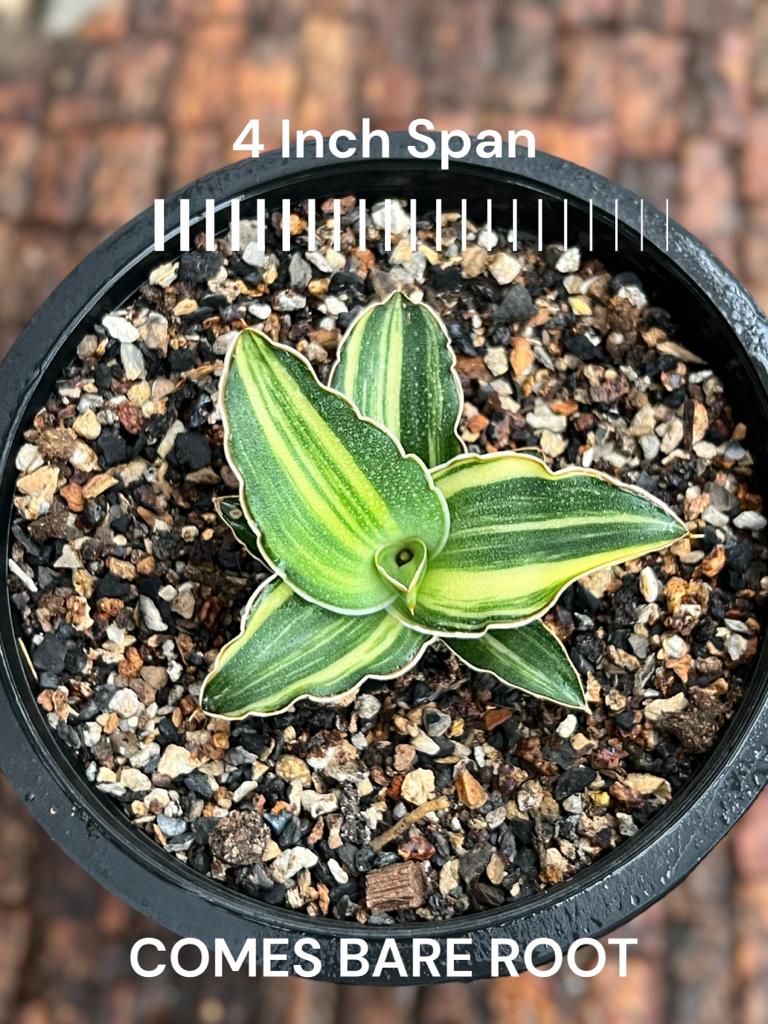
[9, 197, 767, 923]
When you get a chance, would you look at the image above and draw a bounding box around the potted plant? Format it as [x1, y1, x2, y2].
[0, 135, 766, 982]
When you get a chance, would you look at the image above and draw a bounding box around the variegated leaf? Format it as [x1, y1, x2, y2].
[214, 495, 262, 558]
[390, 452, 687, 636]
[200, 577, 430, 718]
[330, 291, 464, 468]
[448, 621, 586, 709]
[221, 329, 449, 614]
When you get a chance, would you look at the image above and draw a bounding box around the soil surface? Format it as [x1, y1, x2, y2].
[9, 198, 767, 923]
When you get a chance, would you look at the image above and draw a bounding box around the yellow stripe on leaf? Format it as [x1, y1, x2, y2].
[330, 291, 464, 469]
[200, 577, 430, 718]
[221, 329, 449, 614]
[389, 452, 687, 636]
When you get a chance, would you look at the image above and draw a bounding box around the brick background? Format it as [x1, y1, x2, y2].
[0, 0, 767, 1019]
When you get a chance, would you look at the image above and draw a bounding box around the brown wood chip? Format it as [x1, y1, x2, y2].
[365, 861, 426, 913]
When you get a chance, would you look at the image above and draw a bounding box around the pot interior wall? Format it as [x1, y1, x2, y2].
[2, 163, 767, 943]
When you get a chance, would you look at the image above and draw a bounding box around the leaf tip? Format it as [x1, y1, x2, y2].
[231, 326, 276, 368]
[555, 679, 589, 713]
[198, 683, 216, 716]
[667, 516, 690, 548]
[385, 287, 416, 307]
[199, 667, 233, 719]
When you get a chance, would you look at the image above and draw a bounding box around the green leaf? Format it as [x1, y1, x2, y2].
[214, 495, 261, 557]
[221, 329, 449, 614]
[200, 577, 430, 718]
[448, 621, 586, 709]
[390, 452, 687, 636]
[330, 291, 464, 468]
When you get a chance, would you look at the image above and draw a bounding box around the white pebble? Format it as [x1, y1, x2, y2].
[102, 314, 139, 343]
[616, 284, 647, 308]
[526, 406, 567, 432]
[232, 781, 260, 803]
[120, 343, 146, 381]
[275, 290, 306, 312]
[9, 559, 37, 594]
[733, 510, 767, 531]
[328, 858, 349, 884]
[157, 744, 200, 778]
[241, 243, 273, 269]
[557, 714, 578, 739]
[82, 721, 102, 747]
[725, 633, 749, 662]
[301, 791, 339, 818]
[371, 200, 410, 235]
[149, 262, 178, 288]
[489, 252, 522, 285]
[119, 768, 152, 792]
[639, 434, 661, 461]
[477, 228, 498, 250]
[401, 768, 436, 804]
[694, 441, 718, 460]
[660, 417, 684, 455]
[139, 595, 168, 633]
[305, 250, 336, 274]
[483, 347, 508, 377]
[702, 506, 729, 528]
[539, 430, 567, 458]
[171, 583, 197, 620]
[109, 688, 141, 718]
[247, 303, 271, 320]
[356, 694, 382, 720]
[661, 634, 687, 659]
[617, 813, 638, 837]
[270, 847, 318, 884]
[323, 295, 348, 316]
[555, 247, 581, 274]
[639, 566, 660, 603]
[157, 420, 185, 460]
[15, 444, 43, 473]
[562, 794, 582, 814]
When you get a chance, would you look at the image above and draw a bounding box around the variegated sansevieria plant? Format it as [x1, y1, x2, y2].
[201, 291, 687, 719]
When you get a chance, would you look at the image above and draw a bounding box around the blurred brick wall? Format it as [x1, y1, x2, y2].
[3, 0, 768, 352]
[1, 0, 767, 1021]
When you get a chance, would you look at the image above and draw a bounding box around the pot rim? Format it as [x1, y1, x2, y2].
[1, 133, 767, 984]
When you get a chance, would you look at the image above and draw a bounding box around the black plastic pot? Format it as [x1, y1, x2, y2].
[1, 135, 767, 984]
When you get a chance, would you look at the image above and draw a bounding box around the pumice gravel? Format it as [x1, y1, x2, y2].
[10, 196, 767, 924]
